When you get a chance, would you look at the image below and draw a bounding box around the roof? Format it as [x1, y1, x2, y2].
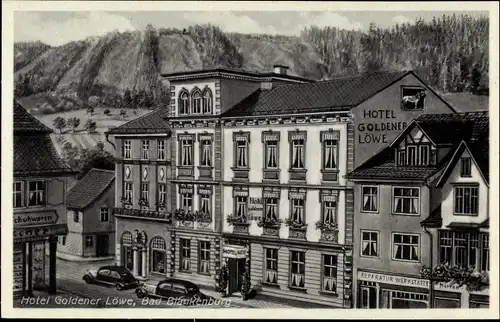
[447, 222, 481, 229]
[421, 205, 443, 228]
[14, 100, 53, 133]
[107, 107, 171, 134]
[161, 66, 314, 83]
[349, 112, 489, 182]
[221, 71, 411, 117]
[66, 168, 115, 210]
[14, 132, 74, 176]
[479, 218, 489, 228]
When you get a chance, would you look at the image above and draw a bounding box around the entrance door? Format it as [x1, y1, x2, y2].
[96, 235, 109, 257]
[123, 246, 133, 271]
[228, 258, 247, 294]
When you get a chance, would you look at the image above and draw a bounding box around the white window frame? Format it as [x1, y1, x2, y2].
[454, 185, 479, 216]
[198, 240, 210, 274]
[265, 139, 278, 169]
[179, 91, 190, 115]
[123, 139, 132, 159]
[235, 140, 249, 168]
[235, 196, 248, 218]
[27, 180, 45, 207]
[322, 199, 337, 224]
[289, 250, 306, 289]
[100, 207, 109, 222]
[157, 140, 166, 161]
[124, 182, 133, 203]
[264, 248, 278, 284]
[323, 139, 338, 170]
[200, 139, 212, 167]
[141, 183, 149, 202]
[180, 138, 194, 166]
[361, 185, 379, 213]
[361, 230, 379, 258]
[291, 138, 305, 169]
[202, 90, 213, 114]
[13, 181, 23, 208]
[158, 184, 167, 204]
[181, 193, 193, 212]
[291, 198, 305, 224]
[392, 232, 421, 262]
[460, 157, 472, 177]
[179, 238, 191, 272]
[199, 194, 211, 215]
[192, 90, 202, 114]
[142, 140, 150, 160]
[322, 254, 337, 294]
[392, 186, 420, 216]
[265, 197, 278, 220]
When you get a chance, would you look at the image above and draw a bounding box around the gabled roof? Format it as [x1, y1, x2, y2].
[107, 107, 171, 135]
[14, 100, 53, 133]
[66, 168, 115, 210]
[221, 71, 412, 117]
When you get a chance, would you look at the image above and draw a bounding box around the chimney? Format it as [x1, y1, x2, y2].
[273, 64, 289, 75]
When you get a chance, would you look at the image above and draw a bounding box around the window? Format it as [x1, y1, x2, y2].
[323, 139, 338, 170]
[460, 157, 472, 177]
[200, 194, 211, 214]
[265, 197, 278, 220]
[454, 186, 478, 215]
[100, 208, 109, 222]
[73, 211, 79, 223]
[393, 187, 420, 215]
[124, 182, 133, 203]
[264, 248, 278, 284]
[192, 90, 202, 114]
[28, 181, 45, 206]
[265, 140, 278, 169]
[13, 181, 23, 208]
[180, 138, 193, 166]
[181, 192, 193, 212]
[198, 241, 210, 274]
[290, 251, 305, 288]
[158, 184, 167, 204]
[150, 237, 166, 274]
[123, 140, 132, 159]
[291, 198, 305, 224]
[158, 140, 166, 160]
[141, 183, 149, 203]
[360, 286, 377, 309]
[439, 231, 486, 270]
[406, 145, 430, 166]
[85, 236, 93, 248]
[393, 233, 420, 261]
[323, 199, 337, 224]
[235, 196, 248, 219]
[362, 186, 378, 212]
[235, 139, 248, 168]
[202, 89, 213, 114]
[401, 86, 426, 110]
[179, 91, 190, 115]
[362, 231, 379, 257]
[291, 138, 305, 169]
[142, 140, 150, 159]
[322, 255, 337, 293]
[200, 139, 212, 167]
[179, 239, 191, 271]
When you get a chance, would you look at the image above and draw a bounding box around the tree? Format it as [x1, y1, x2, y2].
[123, 88, 132, 107]
[53, 116, 66, 134]
[61, 142, 79, 169]
[87, 106, 95, 115]
[84, 119, 97, 133]
[76, 142, 115, 180]
[67, 117, 81, 133]
[104, 108, 111, 116]
[120, 109, 127, 119]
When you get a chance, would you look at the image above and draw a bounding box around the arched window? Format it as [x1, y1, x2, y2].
[191, 89, 202, 114]
[178, 90, 190, 115]
[121, 232, 133, 271]
[150, 236, 167, 274]
[202, 88, 213, 114]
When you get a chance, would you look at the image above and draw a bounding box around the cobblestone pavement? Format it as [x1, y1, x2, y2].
[30, 256, 326, 309]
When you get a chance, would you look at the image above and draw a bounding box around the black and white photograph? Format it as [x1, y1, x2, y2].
[2, 1, 498, 319]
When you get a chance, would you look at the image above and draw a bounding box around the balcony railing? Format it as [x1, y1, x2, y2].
[113, 207, 172, 223]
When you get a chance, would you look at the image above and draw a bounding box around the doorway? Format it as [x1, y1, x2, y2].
[96, 235, 110, 257]
[123, 246, 133, 271]
[228, 258, 246, 295]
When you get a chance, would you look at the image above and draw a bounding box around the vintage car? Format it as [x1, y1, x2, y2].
[135, 278, 212, 305]
[82, 265, 140, 290]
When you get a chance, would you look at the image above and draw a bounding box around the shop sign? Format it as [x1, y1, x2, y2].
[14, 224, 67, 242]
[14, 210, 59, 228]
[358, 271, 429, 288]
[223, 245, 247, 259]
[248, 197, 264, 218]
[434, 281, 466, 292]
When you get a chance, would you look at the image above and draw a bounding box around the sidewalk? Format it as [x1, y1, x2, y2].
[56, 252, 115, 262]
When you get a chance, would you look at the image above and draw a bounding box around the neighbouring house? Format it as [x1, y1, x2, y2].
[13, 100, 75, 298]
[106, 107, 173, 279]
[62, 168, 116, 259]
[218, 70, 456, 307]
[346, 111, 489, 309]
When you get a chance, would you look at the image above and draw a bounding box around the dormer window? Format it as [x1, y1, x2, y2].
[179, 90, 190, 115]
[202, 89, 213, 114]
[397, 144, 435, 166]
[192, 89, 202, 114]
[460, 157, 472, 177]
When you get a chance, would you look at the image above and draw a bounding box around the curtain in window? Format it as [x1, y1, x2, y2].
[182, 140, 192, 166]
[203, 91, 212, 113]
[201, 142, 211, 166]
[324, 141, 337, 169]
[180, 92, 189, 114]
[362, 239, 376, 256]
[266, 270, 277, 284]
[266, 198, 277, 219]
[324, 201, 336, 223]
[237, 142, 247, 167]
[182, 194, 192, 211]
[292, 200, 304, 223]
[159, 185, 166, 203]
[266, 142, 277, 168]
[237, 197, 247, 219]
[200, 196, 210, 214]
[292, 141, 304, 168]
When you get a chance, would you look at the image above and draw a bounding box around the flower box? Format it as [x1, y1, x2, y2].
[420, 263, 489, 292]
[173, 209, 195, 222]
[257, 217, 283, 228]
[195, 211, 212, 223]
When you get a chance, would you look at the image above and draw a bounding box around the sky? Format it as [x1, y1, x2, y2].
[14, 10, 489, 46]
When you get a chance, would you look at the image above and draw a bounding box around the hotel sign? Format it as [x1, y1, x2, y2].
[358, 271, 429, 288]
[223, 245, 247, 259]
[14, 210, 59, 227]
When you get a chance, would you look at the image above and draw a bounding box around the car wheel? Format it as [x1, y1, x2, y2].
[136, 290, 145, 298]
[116, 283, 123, 291]
[83, 275, 92, 284]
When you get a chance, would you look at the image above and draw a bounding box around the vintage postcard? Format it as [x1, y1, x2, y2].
[1, 1, 499, 319]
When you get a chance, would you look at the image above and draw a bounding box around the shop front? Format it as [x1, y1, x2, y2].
[433, 281, 490, 308]
[357, 270, 430, 309]
[222, 238, 250, 296]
